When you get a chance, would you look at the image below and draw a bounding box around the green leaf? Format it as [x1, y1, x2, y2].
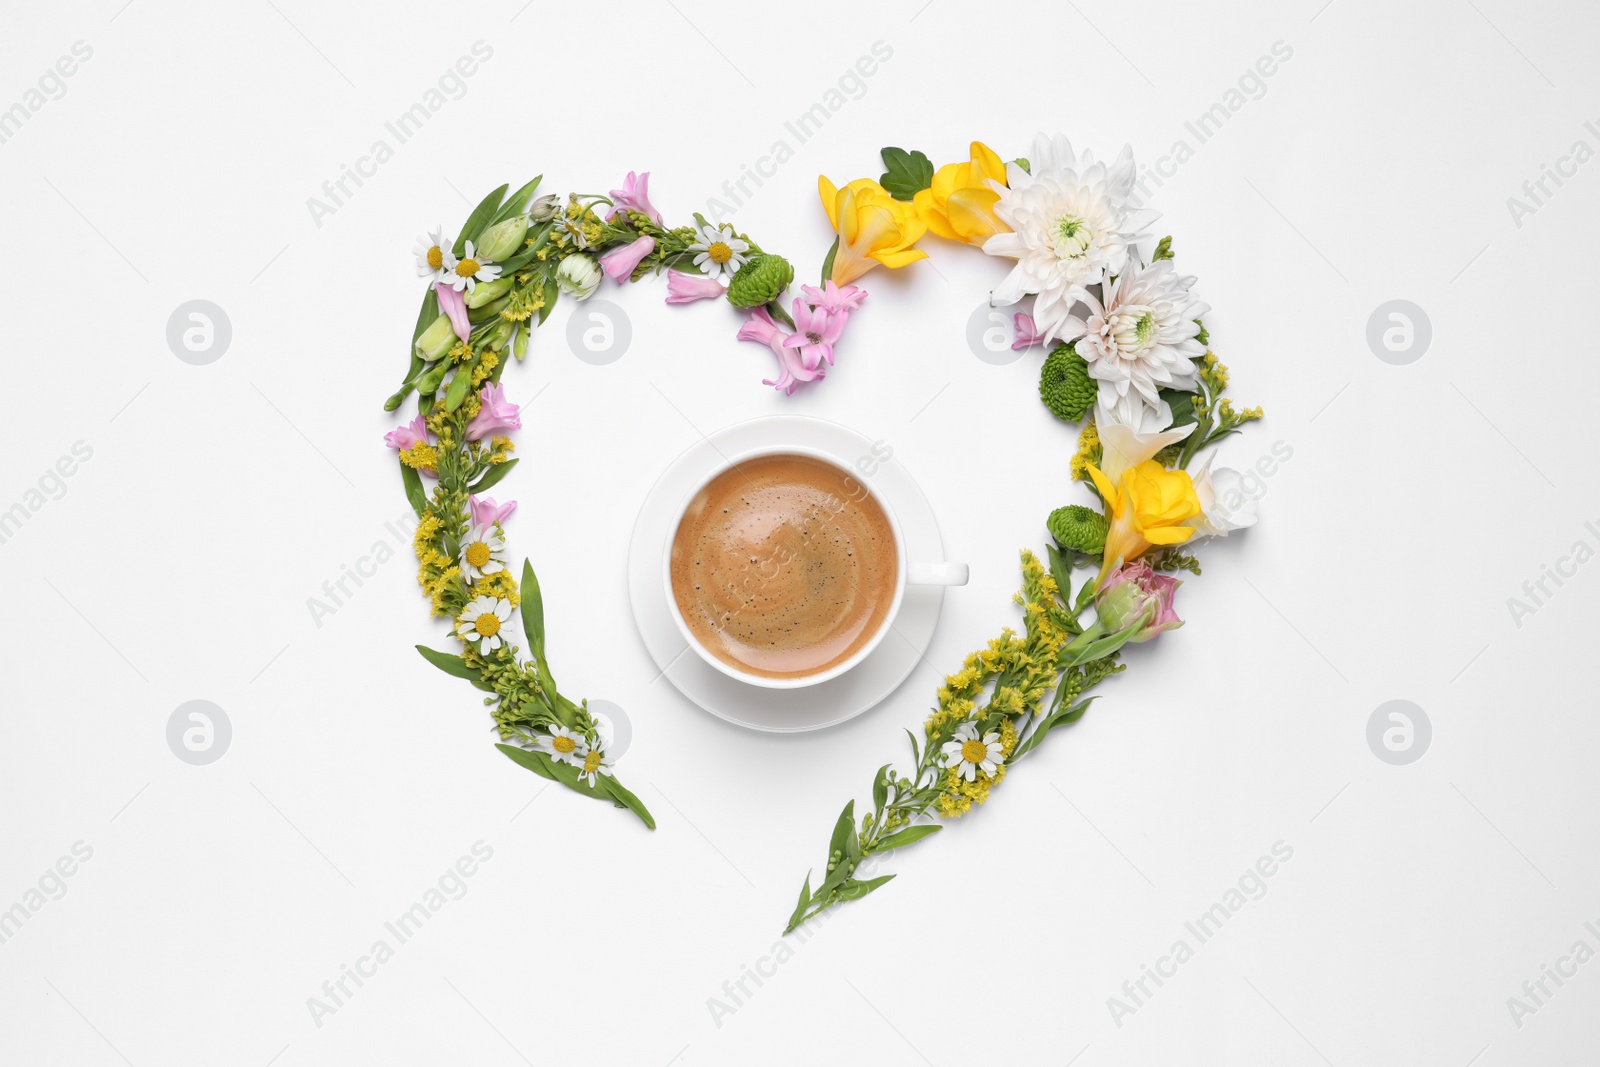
[835, 874, 895, 901]
[1046, 544, 1075, 609]
[1161, 387, 1196, 429]
[538, 274, 559, 325]
[443, 365, 473, 412]
[415, 645, 494, 691]
[490, 175, 543, 226]
[787, 873, 813, 932]
[872, 764, 891, 813]
[1060, 620, 1143, 668]
[454, 183, 508, 256]
[1012, 697, 1098, 762]
[519, 559, 550, 681]
[819, 237, 839, 287]
[496, 742, 557, 780]
[598, 775, 657, 830]
[827, 800, 855, 859]
[878, 147, 934, 201]
[904, 727, 921, 766]
[400, 458, 428, 517]
[412, 286, 440, 340]
[873, 824, 942, 852]
[467, 458, 518, 495]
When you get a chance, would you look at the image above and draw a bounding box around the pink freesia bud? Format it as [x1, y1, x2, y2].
[665, 269, 726, 304]
[605, 171, 663, 226]
[435, 280, 470, 343]
[599, 234, 655, 283]
[465, 383, 522, 441]
[1011, 311, 1044, 350]
[384, 413, 429, 451]
[800, 280, 867, 313]
[782, 298, 847, 371]
[469, 494, 517, 529]
[1095, 561, 1183, 643]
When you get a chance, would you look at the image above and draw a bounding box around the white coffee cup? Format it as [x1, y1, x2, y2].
[663, 445, 968, 689]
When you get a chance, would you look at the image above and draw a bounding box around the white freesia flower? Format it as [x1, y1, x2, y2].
[415, 227, 455, 282]
[687, 223, 750, 283]
[1190, 455, 1259, 538]
[1095, 409, 1196, 486]
[459, 524, 506, 582]
[538, 724, 589, 768]
[983, 133, 1156, 346]
[940, 722, 1004, 782]
[443, 238, 502, 293]
[456, 595, 513, 653]
[1074, 259, 1209, 430]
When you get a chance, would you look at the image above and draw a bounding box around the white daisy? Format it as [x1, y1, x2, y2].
[443, 238, 502, 293]
[686, 223, 750, 283]
[459, 524, 506, 583]
[456, 595, 513, 653]
[1073, 258, 1209, 429]
[940, 722, 1005, 782]
[983, 133, 1157, 347]
[414, 227, 456, 282]
[574, 742, 615, 788]
[537, 724, 588, 768]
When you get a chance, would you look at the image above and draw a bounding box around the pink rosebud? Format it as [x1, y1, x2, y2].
[1011, 311, 1044, 350]
[800, 280, 867, 313]
[1095, 561, 1183, 643]
[665, 269, 725, 305]
[384, 413, 429, 451]
[465, 383, 521, 441]
[782, 298, 847, 371]
[435, 280, 470, 342]
[599, 234, 655, 283]
[469, 494, 517, 529]
[605, 171, 663, 226]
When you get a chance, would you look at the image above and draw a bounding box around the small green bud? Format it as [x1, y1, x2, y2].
[1039, 343, 1096, 422]
[528, 194, 560, 223]
[414, 314, 456, 360]
[417, 362, 450, 394]
[465, 276, 514, 309]
[513, 326, 530, 361]
[486, 321, 512, 351]
[476, 215, 529, 262]
[726, 253, 794, 308]
[468, 296, 509, 323]
[1047, 504, 1108, 555]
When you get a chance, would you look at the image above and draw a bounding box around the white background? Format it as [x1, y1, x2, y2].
[2, 0, 1596, 1064]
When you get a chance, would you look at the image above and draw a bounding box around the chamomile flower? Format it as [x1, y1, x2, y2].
[456, 595, 513, 653]
[687, 223, 750, 283]
[575, 743, 615, 788]
[444, 238, 502, 293]
[459, 524, 506, 582]
[538, 724, 588, 768]
[941, 722, 1005, 782]
[414, 227, 455, 282]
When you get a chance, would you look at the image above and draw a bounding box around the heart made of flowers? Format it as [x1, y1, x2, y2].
[381, 136, 1263, 929]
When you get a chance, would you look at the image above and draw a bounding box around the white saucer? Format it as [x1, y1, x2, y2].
[627, 415, 951, 732]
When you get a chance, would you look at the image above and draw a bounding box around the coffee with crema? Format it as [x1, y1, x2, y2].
[669, 453, 898, 680]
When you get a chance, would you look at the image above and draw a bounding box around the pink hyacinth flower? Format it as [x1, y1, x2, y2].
[384, 413, 429, 451]
[737, 306, 822, 395]
[435, 280, 471, 343]
[800, 280, 867, 313]
[469, 494, 517, 529]
[605, 171, 663, 226]
[1011, 311, 1044, 350]
[599, 235, 655, 283]
[465, 383, 522, 441]
[782, 298, 846, 371]
[665, 269, 725, 304]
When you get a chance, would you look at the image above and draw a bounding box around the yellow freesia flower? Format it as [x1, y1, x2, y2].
[913, 141, 1009, 246]
[1086, 460, 1201, 579]
[817, 176, 927, 286]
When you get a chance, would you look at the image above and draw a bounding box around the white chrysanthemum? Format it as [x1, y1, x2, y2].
[687, 223, 750, 283]
[538, 724, 588, 768]
[982, 133, 1156, 346]
[414, 227, 455, 282]
[1075, 258, 1209, 429]
[443, 238, 502, 293]
[459, 524, 506, 582]
[575, 743, 615, 787]
[940, 722, 1004, 782]
[456, 595, 513, 653]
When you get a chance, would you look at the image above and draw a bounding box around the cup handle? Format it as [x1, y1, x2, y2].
[907, 561, 969, 587]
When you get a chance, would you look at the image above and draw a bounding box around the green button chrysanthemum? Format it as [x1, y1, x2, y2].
[1039, 342, 1096, 422]
[726, 253, 794, 308]
[1047, 504, 1108, 555]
